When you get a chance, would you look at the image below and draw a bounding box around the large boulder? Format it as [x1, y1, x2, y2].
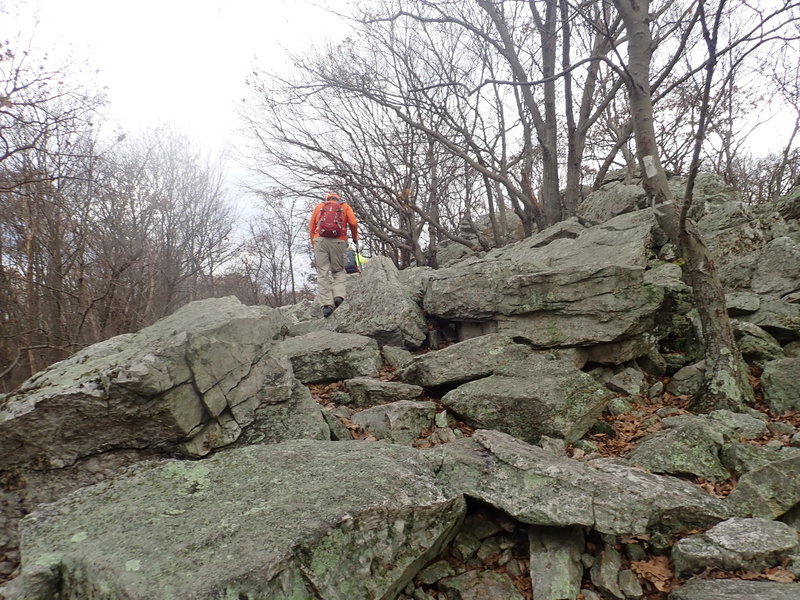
[487, 209, 660, 269]
[351, 400, 437, 444]
[427, 430, 729, 536]
[670, 578, 800, 600]
[335, 256, 428, 349]
[576, 180, 648, 224]
[528, 526, 584, 600]
[422, 210, 675, 357]
[672, 517, 799, 577]
[440, 366, 612, 444]
[398, 333, 586, 389]
[343, 378, 424, 408]
[761, 357, 800, 414]
[733, 295, 800, 343]
[279, 330, 382, 383]
[0, 296, 295, 469]
[696, 185, 800, 299]
[435, 210, 526, 267]
[726, 453, 800, 519]
[4, 441, 466, 600]
[627, 415, 732, 482]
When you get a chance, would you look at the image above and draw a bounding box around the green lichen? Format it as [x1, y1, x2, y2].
[124, 559, 141, 572]
[34, 552, 62, 568]
[523, 471, 554, 491]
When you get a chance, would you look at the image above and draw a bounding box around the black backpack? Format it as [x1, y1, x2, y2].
[318, 201, 345, 238]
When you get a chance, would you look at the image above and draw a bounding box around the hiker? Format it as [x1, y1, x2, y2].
[344, 246, 369, 274]
[309, 192, 358, 318]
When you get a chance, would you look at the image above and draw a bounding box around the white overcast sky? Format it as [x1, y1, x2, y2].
[3, 0, 794, 181]
[6, 0, 354, 160]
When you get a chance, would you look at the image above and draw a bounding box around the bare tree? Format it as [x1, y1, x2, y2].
[607, 0, 800, 410]
[234, 187, 307, 306]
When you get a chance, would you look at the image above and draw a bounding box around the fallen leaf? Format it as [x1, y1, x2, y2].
[764, 567, 797, 583]
[630, 555, 674, 593]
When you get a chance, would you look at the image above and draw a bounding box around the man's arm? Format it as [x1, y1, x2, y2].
[345, 204, 358, 241]
[309, 203, 322, 245]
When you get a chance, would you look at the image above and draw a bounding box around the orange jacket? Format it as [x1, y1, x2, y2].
[309, 201, 358, 243]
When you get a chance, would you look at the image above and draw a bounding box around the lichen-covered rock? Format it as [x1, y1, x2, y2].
[423, 261, 666, 350]
[727, 453, 800, 519]
[735, 296, 800, 343]
[351, 400, 436, 445]
[590, 543, 624, 599]
[440, 368, 611, 444]
[576, 180, 648, 224]
[0, 296, 293, 469]
[733, 321, 785, 366]
[666, 361, 706, 396]
[720, 443, 794, 476]
[336, 256, 428, 349]
[279, 329, 382, 383]
[226, 379, 330, 448]
[6, 441, 466, 600]
[761, 357, 800, 414]
[343, 378, 424, 408]
[436, 570, 525, 600]
[669, 577, 800, 600]
[672, 517, 799, 577]
[427, 430, 729, 536]
[627, 415, 731, 482]
[528, 526, 584, 600]
[398, 334, 585, 388]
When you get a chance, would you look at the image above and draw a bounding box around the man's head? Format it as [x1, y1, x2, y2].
[325, 192, 340, 202]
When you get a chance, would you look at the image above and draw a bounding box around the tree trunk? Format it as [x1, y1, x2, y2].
[614, 0, 752, 412]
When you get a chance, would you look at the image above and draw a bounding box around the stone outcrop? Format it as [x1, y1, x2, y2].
[0, 297, 298, 468]
[671, 517, 799, 577]
[669, 578, 800, 600]
[279, 329, 382, 383]
[2, 178, 799, 599]
[4, 441, 466, 600]
[335, 256, 428, 349]
[428, 430, 729, 536]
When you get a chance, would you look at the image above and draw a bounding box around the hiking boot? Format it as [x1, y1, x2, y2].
[333, 296, 344, 308]
[322, 305, 334, 318]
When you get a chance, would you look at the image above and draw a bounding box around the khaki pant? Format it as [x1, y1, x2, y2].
[313, 237, 348, 307]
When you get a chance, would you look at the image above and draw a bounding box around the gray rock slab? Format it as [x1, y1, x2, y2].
[628, 415, 731, 482]
[735, 296, 800, 343]
[6, 441, 466, 600]
[576, 180, 648, 224]
[733, 321, 785, 366]
[672, 517, 799, 577]
[720, 443, 791, 476]
[727, 453, 800, 519]
[335, 256, 428, 349]
[344, 378, 424, 408]
[590, 544, 624, 599]
[426, 430, 729, 536]
[726, 291, 762, 315]
[351, 400, 436, 445]
[279, 329, 382, 383]
[488, 208, 658, 270]
[226, 379, 330, 448]
[382, 346, 415, 371]
[0, 296, 292, 469]
[605, 367, 648, 396]
[669, 578, 800, 600]
[398, 333, 585, 388]
[423, 261, 667, 349]
[761, 357, 800, 414]
[440, 370, 611, 444]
